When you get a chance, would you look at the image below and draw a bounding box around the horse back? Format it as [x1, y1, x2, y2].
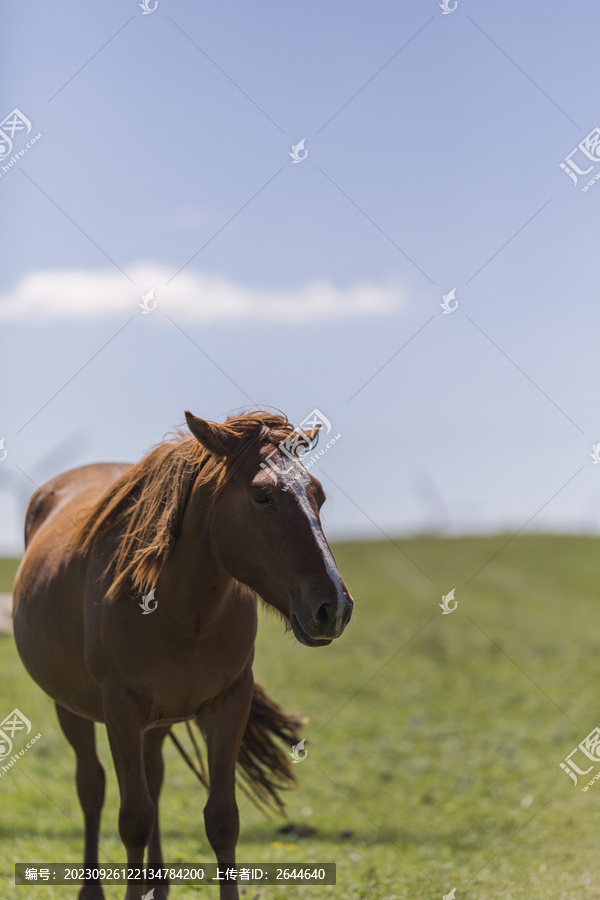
[24, 462, 131, 547]
[15, 461, 131, 625]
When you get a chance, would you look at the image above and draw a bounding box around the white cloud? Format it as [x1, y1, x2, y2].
[0, 264, 403, 323]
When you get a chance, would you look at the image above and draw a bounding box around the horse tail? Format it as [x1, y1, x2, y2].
[168, 683, 306, 819]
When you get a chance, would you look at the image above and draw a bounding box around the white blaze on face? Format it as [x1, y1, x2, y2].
[281, 464, 346, 610]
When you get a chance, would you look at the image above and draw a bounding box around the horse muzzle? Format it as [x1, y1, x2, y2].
[291, 594, 354, 647]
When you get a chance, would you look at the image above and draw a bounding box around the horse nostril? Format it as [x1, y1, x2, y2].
[316, 602, 332, 629]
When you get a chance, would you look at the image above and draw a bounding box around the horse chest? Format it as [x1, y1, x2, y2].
[137, 632, 255, 722]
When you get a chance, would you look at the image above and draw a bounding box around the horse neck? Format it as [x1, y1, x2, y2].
[158, 477, 234, 624]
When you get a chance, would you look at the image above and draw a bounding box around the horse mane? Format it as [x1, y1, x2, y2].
[76, 411, 294, 603]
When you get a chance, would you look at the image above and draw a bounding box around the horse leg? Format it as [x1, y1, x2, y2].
[102, 688, 154, 900]
[143, 725, 171, 899]
[198, 670, 254, 900]
[55, 703, 106, 900]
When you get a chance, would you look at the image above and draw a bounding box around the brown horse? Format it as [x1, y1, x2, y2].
[12, 410, 353, 900]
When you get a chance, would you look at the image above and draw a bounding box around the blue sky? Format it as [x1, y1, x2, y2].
[1, 0, 600, 553]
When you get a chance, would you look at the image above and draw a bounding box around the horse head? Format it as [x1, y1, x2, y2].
[186, 411, 354, 647]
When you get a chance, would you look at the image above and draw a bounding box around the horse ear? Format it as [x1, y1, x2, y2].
[300, 423, 321, 447]
[185, 411, 232, 457]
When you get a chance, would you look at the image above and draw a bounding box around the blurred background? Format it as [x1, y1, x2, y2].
[1, 0, 600, 554]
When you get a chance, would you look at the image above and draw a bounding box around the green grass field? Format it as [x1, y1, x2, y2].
[2, 536, 600, 900]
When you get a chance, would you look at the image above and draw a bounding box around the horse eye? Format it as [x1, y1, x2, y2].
[252, 491, 273, 507]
